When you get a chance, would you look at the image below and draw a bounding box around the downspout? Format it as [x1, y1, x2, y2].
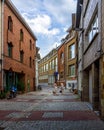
[1, 0, 4, 90]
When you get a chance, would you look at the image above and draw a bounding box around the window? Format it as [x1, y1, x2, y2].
[20, 50, 24, 63]
[60, 52, 64, 64]
[29, 57, 32, 68]
[8, 16, 13, 32]
[88, 13, 98, 42]
[46, 63, 48, 71]
[55, 57, 57, 66]
[50, 61, 51, 70]
[52, 59, 54, 69]
[30, 40, 32, 50]
[69, 65, 75, 76]
[20, 29, 24, 41]
[44, 64, 45, 72]
[8, 42, 13, 58]
[69, 44, 75, 59]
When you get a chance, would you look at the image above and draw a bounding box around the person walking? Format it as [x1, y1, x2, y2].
[53, 82, 58, 95]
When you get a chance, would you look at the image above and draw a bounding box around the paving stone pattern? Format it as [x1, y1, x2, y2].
[0, 86, 104, 130]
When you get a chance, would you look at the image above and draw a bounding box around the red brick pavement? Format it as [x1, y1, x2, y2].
[0, 110, 100, 121]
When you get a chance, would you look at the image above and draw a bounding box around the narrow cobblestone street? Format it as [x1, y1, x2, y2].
[0, 86, 104, 130]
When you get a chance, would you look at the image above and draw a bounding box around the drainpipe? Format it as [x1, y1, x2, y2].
[1, 0, 4, 90]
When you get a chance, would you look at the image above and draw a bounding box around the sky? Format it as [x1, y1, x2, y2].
[11, 0, 77, 58]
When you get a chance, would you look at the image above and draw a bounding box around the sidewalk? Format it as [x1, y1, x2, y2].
[0, 86, 104, 130]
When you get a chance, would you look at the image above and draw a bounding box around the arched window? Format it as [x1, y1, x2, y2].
[8, 16, 13, 32]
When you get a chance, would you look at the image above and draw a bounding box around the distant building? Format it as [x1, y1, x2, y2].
[0, 0, 37, 92]
[38, 48, 58, 86]
[57, 41, 65, 86]
[64, 25, 77, 90]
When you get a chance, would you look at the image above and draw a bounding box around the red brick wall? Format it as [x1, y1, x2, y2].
[58, 43, 65, 82]
[2, 3, 36, 91]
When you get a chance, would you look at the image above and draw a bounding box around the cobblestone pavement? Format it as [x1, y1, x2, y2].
[0, 86, 104, 130]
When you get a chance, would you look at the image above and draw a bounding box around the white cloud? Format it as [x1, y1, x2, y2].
[22, 13, 60, 36]
[43, 0, 77, 24]
[11, 0, 77, 57]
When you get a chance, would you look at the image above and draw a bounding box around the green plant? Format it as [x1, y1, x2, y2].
[17, 81, 25, 93]
[0, 91, 6, 99]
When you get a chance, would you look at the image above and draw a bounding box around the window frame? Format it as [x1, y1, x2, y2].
[8, 42, 13, 58]
[69, 64, 75, 77]
[69, 44, 75, 59]
[88, 13, 98, 43]
[8, 16, 13, 32]
[60, 52, 64, 64]
[20, 29, 24, 41]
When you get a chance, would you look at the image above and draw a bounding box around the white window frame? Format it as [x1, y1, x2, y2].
[88, 13, 98, 43]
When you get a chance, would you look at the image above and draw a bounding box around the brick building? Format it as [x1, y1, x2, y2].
[57, 42, 65, 86]
[0, 0, 37, 92]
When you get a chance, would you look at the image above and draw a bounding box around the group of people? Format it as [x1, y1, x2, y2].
[53, 82, 65, 95]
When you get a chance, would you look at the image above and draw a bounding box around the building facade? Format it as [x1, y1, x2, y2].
[57, 42, 65, 86]
[0, 0, 37, 92]
[76, 0, 104, 117]
[0, 0, 2, 89]
[38, 48, 58, 86]
[65, 27, 77, 90]
[101, 0, 104, 119]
